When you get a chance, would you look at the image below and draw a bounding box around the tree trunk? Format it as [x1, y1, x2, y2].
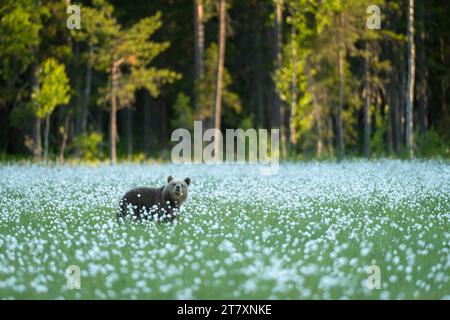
[213, 0, 227, 154]
[289, 40, 298, 147]
[440, 38, 446, 121]
[417, 0, 427, 136]
[335, 13, 346, 158]
[400, 48, 406, 147]
[393, 91, 401, 154]
[311, 87, 324, 159]
[143, 91, 151, 155]
[363, 45, 371, 158]
[158, 99, 168, 152]
[127, 107, 133, 161]
[386, 102, 394, 155]
[194, 0, 205, 116]
[306, 66, 324, 159]
[315, 108, 324, 159]
[110, 64, 119, 164]
[405, 0, 415, 157]
[388, 3, 401, 155]
[110, 105, 117, 164]
[273, 0, 286, 158]
[254, 13, 264, 128]
[272, 0, 282, 127]
[336, 45, 345, 158]
[33, 117, 42, 160]
[389, 77, 401, 154]
[31, 65, 42, 160]
[44, 114, 50, 162]
[81, 44, 93, 133]
[327, 116, 334, 158]
[73, 42, 82, 135]
[59, 114, 70, 163]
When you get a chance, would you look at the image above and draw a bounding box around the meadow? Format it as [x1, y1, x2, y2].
[0, 160, 449, 299]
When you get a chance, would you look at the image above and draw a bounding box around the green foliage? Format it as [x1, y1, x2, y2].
[0, 0, 49, 104]
[71, 0, 118, 46]
[0, 1, 49, 56]
[79, 2, 180, 110]
[239, 115, 254, 130]
[0, 0, 449, 161]
[0, 1, 43, 60]
[197, 0, 220, 22]
[371, 106, 387, 157]
[279, 0, 392, 156]
[275, 26, 314, 145]
[171, 93, 194, 130]
[31, 58, 71, 119]
[197, 43, 241, 120]
[9, 102, 35, 130]
[70, 132, 105, 161]
[415, 129, 450, 158]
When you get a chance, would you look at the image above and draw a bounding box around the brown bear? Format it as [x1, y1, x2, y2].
[118, 176, 191, 222]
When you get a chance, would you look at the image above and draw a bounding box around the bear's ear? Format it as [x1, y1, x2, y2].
[184, 177, 191, 185]
[167, 176, 174, 183]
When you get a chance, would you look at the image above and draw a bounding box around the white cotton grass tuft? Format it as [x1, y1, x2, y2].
[0, 160, 449, 299]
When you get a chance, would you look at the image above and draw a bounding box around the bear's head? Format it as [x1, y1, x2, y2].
[163, 175, 191, 205]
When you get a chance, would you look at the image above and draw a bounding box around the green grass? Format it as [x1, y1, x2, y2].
[0, 162, 449, 299]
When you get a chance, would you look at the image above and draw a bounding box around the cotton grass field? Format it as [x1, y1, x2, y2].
[0, 160, 449, 299]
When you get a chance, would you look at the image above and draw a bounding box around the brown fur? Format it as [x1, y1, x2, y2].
[118, 176, 190, 222]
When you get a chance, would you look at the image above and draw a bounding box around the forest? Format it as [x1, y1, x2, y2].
[1, 0, 450, 301]
[0, 0, 449, 163]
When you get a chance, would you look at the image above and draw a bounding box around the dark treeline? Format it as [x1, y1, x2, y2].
[0, 0, 449, 162]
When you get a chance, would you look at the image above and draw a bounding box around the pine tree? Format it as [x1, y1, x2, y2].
[81, 0, 180, 163]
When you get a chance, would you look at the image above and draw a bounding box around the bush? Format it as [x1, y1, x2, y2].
[171, 93, 194, 130]
[415, 129, 450, 158]
[70, 132, 105, 161]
